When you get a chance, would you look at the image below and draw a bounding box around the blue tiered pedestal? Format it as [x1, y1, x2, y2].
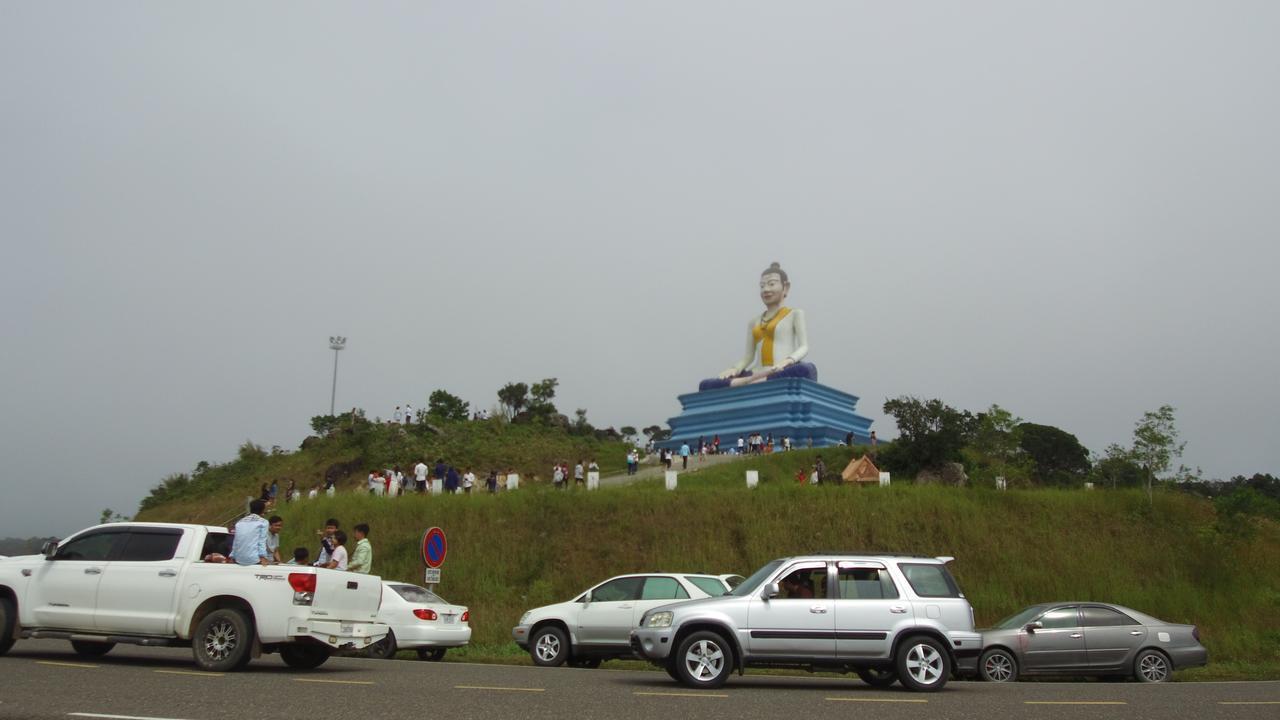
[660, 378, 873, 450]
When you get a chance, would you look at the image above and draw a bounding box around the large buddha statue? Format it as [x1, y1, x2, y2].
[699, 262, 818, 391]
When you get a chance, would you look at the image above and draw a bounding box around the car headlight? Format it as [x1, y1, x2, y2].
[646, 611, 674, 628]
[519, 612, 532, 626]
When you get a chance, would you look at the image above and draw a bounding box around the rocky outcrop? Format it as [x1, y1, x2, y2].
[915, 462, 969, 487]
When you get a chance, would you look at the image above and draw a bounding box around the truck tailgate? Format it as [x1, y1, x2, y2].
[308, 569, 382, 621]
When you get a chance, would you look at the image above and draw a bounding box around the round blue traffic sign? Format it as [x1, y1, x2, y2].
[421, 527, 447, 569]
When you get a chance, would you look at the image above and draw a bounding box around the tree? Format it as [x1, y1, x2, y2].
[1132, 405, 1186, 503]
[1092, 443, 1143, 489]
[1017, 423, 1091, 486]
[98, 508, 128, 524]
[620, 426, 638, 443]
[526, 378, 560, 420]
[428, 389, 471, 422]
[962, 404, 1032, 484]
[571, 408, 593, 435]
[496, 382, 529, 418]
[881, 396, 977, 476]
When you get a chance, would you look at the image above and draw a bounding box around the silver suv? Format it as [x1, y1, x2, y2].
[629, 554, 981, 691]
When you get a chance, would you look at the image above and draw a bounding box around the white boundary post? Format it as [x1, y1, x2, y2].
[878, 472, 891, 487]
[665, 471, 678, 490]
[506, 474, 519, 491]
[746, 470, 759, 489]
[587, 471, 600, 490]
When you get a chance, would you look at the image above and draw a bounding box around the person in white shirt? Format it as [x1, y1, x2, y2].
[325, 531, 349, 571]
[391, 467, 404, 497]
[368, 470, 383, 496]
[413, 460, 429, 493]
[403, 403, 414, 424]
[307, 485, 319, 500]
[393, 406, 403, 423]
[462, 468, 476, 494]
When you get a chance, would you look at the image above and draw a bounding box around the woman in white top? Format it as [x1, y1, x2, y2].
[326, 531, 349, 571]
[700, 262, 817, 390]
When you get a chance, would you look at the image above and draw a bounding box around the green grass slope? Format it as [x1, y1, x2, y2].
[140, 446, 1280, 679]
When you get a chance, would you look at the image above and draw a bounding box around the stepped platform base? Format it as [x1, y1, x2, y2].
[658, 378, 873, 451]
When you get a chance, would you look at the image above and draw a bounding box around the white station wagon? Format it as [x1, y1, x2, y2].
[512, 573, 732, 668]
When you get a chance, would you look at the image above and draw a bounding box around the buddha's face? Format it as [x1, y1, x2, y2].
[759, 273, 788, 306]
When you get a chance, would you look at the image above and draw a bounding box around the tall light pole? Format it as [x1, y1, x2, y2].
[329, 336, 347, 416]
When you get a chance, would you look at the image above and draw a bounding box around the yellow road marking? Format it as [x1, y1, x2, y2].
[1024, 701, 1127, 706]
[36, 660, 98, 669]
[154, 670, 223, 678]
[827, 697, 928, 703]
[455, 685, 545, 693]
[293, 678, 375, 686]
[633, 691, 728, 698]
[1219, 702, 1280, 705]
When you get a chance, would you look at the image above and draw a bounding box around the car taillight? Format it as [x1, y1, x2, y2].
[1193, 626, 1201, 642]
[414, 608, 437, 621]
[289, 573, 316, 606]
[461, 610, 470, 623]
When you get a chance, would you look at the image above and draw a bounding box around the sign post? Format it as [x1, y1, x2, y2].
[421, 526, 447, 590]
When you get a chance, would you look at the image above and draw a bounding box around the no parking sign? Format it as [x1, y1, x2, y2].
[421, 526, 447, 585]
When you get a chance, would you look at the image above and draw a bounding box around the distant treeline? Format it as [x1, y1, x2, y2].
[0, 536, 57, 556]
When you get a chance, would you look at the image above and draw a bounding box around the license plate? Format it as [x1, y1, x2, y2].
[341, 623, 353, 634]
[443, 615, 456, 625]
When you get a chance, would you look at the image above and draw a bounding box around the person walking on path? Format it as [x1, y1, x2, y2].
[231, 500, 271, 567]
[463, 468, 476, 495]
[574, 460, 585, 487]
[737, 436, 745, 454]
[348, 524, 373, 574]
[679, 442, 691, 470]
[553, 463, 565, 490]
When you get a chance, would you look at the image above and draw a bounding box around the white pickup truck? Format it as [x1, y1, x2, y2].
[0, 522, 387, 671]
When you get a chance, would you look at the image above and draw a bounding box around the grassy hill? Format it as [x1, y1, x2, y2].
[136, 437, 1280, 680]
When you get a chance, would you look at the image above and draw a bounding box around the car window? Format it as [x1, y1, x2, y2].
[994, 606, 1047, 630]
[201, 532, 231, 558]
[686, 576, 729, 597]
[392, 584, 446, 604]
[1081, 607, 1138, 627]
[777, 567, 829, 599]
[837, 567, 899, 600]
[591, 577, 643, 602]
[898, 563, 962, 598]
[1039, 607, 1081, 629]
[641, 577, 690, 601]
[53, 531, 125, 561]
[117, 531, 182, 562]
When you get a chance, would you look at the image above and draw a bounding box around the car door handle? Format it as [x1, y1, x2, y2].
[1069, 633, 1083, 639]
[84, 568, 102, 575]
[159, 569, 178, 578]
[1129, 631, 1144, 636]
[810, 605, 828, 614]
[889, 605, 908, 614]
[618, 604, 633, 609]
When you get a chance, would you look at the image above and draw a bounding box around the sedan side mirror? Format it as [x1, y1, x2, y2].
[763, 582, 780, 600]
[41, 540, 58, 560]
[1024, 621, 1043, 633]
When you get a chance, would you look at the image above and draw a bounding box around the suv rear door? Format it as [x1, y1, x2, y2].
[834, 562, 908, 660]
[745, 561, 834, 659]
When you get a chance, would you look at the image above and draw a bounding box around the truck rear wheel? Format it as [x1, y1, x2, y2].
[280, 643, 330, 669]
[0, 597, 15, 656]
[193, 608, 253, 672]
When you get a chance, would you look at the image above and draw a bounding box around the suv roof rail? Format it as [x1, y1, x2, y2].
[808, 551, 934, 559]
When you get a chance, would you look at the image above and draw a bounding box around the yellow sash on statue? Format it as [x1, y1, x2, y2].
[752, 307, 792, 367]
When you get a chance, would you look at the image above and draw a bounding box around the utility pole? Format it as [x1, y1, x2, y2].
[329, 336, 347, 416]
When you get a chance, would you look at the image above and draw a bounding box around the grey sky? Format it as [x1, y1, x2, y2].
[2, 2, 1277, 538]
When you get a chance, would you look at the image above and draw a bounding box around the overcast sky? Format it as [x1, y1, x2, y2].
[2, 2, 1277, 538]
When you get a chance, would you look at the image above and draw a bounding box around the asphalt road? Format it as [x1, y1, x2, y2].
[3, 640, 1277, 720]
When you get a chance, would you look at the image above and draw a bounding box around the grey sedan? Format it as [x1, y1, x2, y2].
[977, 603, 1207, 683]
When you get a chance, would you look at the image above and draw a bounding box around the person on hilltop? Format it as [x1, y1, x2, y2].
[348, 524, 373, 574]
[486, 469, 499, 493]
[553, 463, 565, 490]
[699, 262, 816, 391]
[368, 469, 383, 496]
[445, 465, 461, 494]
[462, 467, 476, 495]
[574, 460, 585, 487]
[230, 500, 271, 567]
[393, 405, 403, 423]
[403, 403, 414, 424]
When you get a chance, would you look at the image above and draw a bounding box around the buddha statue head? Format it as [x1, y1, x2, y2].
[759, 262, 790, 311]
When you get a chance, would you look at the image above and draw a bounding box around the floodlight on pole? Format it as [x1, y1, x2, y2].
[328, 336, 347, 416]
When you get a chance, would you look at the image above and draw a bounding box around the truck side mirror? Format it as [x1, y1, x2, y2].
[1024, 621, 1042, 633]
[41, 540, 58, 560]
[763, 582, 780, 600]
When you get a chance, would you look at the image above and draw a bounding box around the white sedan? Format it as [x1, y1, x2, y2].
[367, 582, 471, 660]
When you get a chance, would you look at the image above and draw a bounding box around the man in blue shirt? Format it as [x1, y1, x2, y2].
[679, 442, 691, 470]
[231, 500, 271, 566]
[433, 459, 447, 495]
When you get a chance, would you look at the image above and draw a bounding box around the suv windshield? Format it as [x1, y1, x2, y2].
[729, 559, 785, 597]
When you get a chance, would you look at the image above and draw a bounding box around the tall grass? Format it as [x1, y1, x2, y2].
[144, 448, 1280, 677]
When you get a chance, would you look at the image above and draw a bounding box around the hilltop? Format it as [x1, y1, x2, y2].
[136, 439, 1280, 680]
